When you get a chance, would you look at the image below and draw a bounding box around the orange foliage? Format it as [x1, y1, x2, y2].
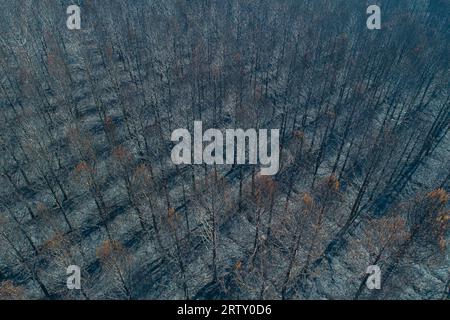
[35, 202, 49, 216]
[96, 240, 124, 261]
[292, 130, 304, 139]
[42, 232, 67, 252]
[75, 161, 91, 174]
[254, 85, 263, 101]
[113, 145, 132, 163]
[0, 281, 25, 300]
[427, 188, 449, 205]
[105, 45, 113, 62]
[436, 210, 449, 251]
[326, 175, 340, 192]
[133, 164, 153, 186]
[211, 65, 222, 78]
[47, 53, 56, 67]
[167, 207, 178, 228]
[104, 116, 115, 130]
[302, 193, 314, 207]
[255, 175, 277, 198]
[326, 111, 336, 118]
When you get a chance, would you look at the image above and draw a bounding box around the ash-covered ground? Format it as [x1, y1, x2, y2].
[0, 0, 449, 299]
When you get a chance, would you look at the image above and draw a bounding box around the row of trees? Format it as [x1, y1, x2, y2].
[0, 0, 449, 299]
